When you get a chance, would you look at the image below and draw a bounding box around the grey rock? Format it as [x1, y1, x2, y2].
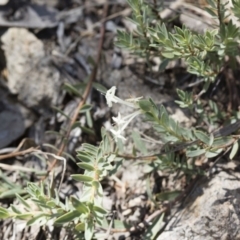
[1, 28, 62, 112]
[0, 87, 35, 148]
[0, 110, 25, 148]
[0, 3, 58, 28]
[0, 0, 7, 5]
[32, 0, 58, 7]
[158, 170, 240, 240]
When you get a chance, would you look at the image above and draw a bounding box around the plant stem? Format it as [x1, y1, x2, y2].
[217, 0, 222, 26]
[42, 3, 109, 181]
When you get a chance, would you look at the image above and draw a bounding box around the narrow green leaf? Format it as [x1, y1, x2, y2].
[11, 205, 22, 214]
[77, 152, 94, 163]
[205, 148, 223, 158]
[230, 141, 239, 160]
[27, 214, 49, 226]
[75, 222, 85, 231]
[80, 126, 95, 135]
[161, 51, 174, 59]
[144, 213, 165, 239]
[155, 191, 181, 201]
[16, 213, 33, 220]
[86, 110, 93, 128]
[112, 219, 131, 229]
[161, 111, 169, 126]
[77, 162, 95, 171]
[161, 23, 168, 38]
[207, 0, 216, 8]
[186, 149, 205, 157]
[16, 194, 31, 209]
[92, 181, 100, 189]
[138, 99, 152, 112]
[132, 131, 148, 154]
[45, 130, 65, 138]
[159, 59, 169, 72]
[79, 104, 92, 113]
[63, 83, 82, 97]
[209, 133, 214, 146]
[0, 207, 10, 219]
[54, 210, 80, 225]
[176, 89, 185, 100]
[46, 200, 57, 208]
[204, 7, 218, 17]
[0, 189, 26, 199]
[85, 220, 94, 240]
[80, 188, 92, 202]
[93, 205, 107, 215]
[62, 151, 76, 163]
[71, 174, 94, 182]
[71, 197, 88, 214]
[194, 131, 210, 145]
[212, 137, 232, 147]
[51, 106, 70, 120]
[93, 82, 107, 94]
[81, 143, 98, 154]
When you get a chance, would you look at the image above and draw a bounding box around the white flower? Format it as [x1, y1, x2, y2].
[105, 86, 118, 107]
[105, 86, 141, 108]
[110, 110, 142, 142]
[112, 112, 126, 126]
[105, 86, 142, 142]
[110, 128, 126, 141]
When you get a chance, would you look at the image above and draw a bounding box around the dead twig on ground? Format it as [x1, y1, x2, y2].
[42, 3, 109, 181]
[0, 147, 37, 160]
[0, 138, 39, 160]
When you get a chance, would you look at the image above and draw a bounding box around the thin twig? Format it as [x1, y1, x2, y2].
[0, 163, 46, 173]
[0, 138, 36, 160]
[0, 147, 37, 160]
[80, 8, 131, 37]
[42, 3, 109, 180]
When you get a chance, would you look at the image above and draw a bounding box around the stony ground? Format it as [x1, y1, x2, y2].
[0, 0, 240, 240]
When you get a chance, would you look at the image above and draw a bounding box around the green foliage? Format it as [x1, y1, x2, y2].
[137, 98, 239, 168]
[138, 99, 194, 143]
[175, 89, 193, 109]
[115, 0, 240, 182]
[0, 130, 122, 240]
[117, 0, 240, 84]
[232, 0, 240, 19]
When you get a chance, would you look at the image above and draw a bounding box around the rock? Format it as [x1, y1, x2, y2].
[0, 86, 35, 148]
[0, 0, 8, 5]
[32, 0, 58, 7]
[1, 28, 62, 112]
[0, 3, 58, 28]
[0, 110, 25, 148]
[158, 169, 240, 240]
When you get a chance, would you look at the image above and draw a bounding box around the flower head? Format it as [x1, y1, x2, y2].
[105, 86, 141, 108]
[105, 86, 142, 142]
[109, 128, 126, 142]
[110, 110, 142, 142]
[112, 112, 126, 127]
[105, 86, 118, 107]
